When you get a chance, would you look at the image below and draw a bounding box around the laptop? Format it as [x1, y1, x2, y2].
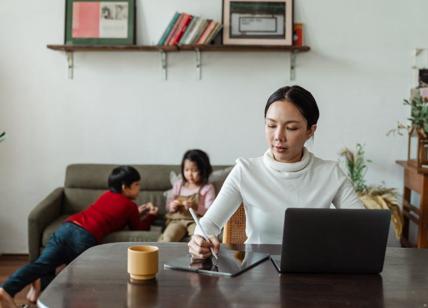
[271, 208, 390, 274]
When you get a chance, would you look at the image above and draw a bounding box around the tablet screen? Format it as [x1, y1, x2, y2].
[164, 249, 269, 277]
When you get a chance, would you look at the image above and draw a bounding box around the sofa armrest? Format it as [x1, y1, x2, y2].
[28, 187, 64, 261]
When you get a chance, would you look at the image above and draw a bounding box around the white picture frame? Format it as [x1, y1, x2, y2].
[222, 0, 293, 46]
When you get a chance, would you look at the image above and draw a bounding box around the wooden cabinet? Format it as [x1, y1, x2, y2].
[396, 160, 428, 248]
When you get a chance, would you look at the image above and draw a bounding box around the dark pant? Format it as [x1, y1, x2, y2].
[1, 222, 97, 297]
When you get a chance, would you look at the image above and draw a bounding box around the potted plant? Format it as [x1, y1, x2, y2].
[388, 95, 428, 167]
[0, 131, 5, 142]
[339, 144, 403, 239]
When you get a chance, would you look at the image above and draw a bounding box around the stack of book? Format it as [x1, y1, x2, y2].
[158, 12, 222, 46]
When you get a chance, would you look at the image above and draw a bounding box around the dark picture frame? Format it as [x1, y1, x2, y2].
[222, 0, 293, 46]
[65, 0, 136, 45]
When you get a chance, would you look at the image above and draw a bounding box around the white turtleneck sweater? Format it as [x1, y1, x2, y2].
[195, 148, 364, 244]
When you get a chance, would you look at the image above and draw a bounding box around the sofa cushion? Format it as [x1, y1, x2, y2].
[102, 227, 162, 243]
[42, 215, 68, 247]
[63, 188, 106, 214]
[65, 164, 181, 190]
[209, 167, 233, 194]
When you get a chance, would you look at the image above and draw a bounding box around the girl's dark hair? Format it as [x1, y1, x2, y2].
[264, 85, 320, 128]
[108, 165, 141, 193]
[181, 149, 213, 185]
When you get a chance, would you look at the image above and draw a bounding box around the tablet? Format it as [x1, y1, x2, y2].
[164, 249, 269, 277]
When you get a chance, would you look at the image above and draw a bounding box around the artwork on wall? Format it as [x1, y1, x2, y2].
[222, 0, 293, 46]
[64, 0, 136, 45]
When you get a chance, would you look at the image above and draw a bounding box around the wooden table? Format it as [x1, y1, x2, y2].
[37, 242, 428, 308]
[396, 160, 428, 248]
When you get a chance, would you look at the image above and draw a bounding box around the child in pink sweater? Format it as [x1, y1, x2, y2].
[159, 149, 216, 242]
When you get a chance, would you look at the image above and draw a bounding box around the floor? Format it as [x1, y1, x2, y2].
[0, 255, 35, 307]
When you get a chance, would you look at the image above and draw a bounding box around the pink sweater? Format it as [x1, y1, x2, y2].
[167, 180, 216, 216]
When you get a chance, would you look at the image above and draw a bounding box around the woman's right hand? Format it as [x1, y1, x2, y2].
[169, 200, 181, 212]
[188, 234, 220, 259]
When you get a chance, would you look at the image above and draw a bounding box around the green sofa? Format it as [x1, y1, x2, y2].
[28, 163, 230, 261]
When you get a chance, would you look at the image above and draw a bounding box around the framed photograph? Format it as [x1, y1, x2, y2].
[222, 0, 293, 46]
[65, 0, 136, 45]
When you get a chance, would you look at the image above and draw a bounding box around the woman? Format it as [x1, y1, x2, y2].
[188, 85, 364, 259]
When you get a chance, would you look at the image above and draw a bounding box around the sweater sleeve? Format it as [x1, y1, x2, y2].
[196, 184, 216, 216]
[195, 160, 243, 237]
[128, 202, 157, 230]
[332, 164, 365, 209]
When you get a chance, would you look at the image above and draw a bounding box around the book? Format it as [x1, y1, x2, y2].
[168, 13, 193, 46]
[293, 23, 304, 47]
[157, 12, 180, 46]
[203, 22, 222, 45]
[185, 18, 206, 45]
[196, 20, 216, 45]
[179, 16, 199, 45]
[164, 13, 184, 46]
[190, 19, 210, 45]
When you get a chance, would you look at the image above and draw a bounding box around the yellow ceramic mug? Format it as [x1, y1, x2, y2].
[127, 245, 159, 281]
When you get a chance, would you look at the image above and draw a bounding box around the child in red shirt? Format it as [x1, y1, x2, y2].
[0, 165, 158, 307]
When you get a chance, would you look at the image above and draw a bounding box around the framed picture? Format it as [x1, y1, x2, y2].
[65, 0, 136, 45]
[222, 0, 293, 46]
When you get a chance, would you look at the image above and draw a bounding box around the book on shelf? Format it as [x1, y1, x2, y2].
[157, 12, 180, 46]
[196, 20, 217, 45]
[203, 22, 222, 45]
[158, 13, 222, 46]
[164, 13, 185, 46]
[168, 13, 192, 46]
[185, 18, 208, 45]
[187, 18, 209, 45]
[178, 16, 199, 45]
[293, 23, 304, 47]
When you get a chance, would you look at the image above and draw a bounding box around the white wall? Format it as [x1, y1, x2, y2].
[0, 0, 424, 253]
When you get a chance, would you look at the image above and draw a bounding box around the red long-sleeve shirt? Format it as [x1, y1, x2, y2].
[66, 191, 156, 242]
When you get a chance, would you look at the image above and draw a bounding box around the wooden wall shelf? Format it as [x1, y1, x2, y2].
[46, 44, 310, 79]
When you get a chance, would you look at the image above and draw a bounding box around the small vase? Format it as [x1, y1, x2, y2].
[407, 126, 428, 168]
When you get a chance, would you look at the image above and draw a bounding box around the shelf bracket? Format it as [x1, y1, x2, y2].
[160, 50, 167, 80]
[290, 50, 297, 81]
[66, 51, 74, 79]
[195, 48, 201, 80]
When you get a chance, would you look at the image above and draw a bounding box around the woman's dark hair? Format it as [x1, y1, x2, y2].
[181, 149, 213, 185]
[108, 165, 141, 193]
[264, 85, 320, 128]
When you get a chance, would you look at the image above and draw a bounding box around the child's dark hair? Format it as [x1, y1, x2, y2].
[108, 165, 141, 193]
[181, 149, 213, 185]
[264, 85, 320, 128]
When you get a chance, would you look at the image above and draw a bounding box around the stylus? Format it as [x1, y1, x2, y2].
[189, 208, 219, 259]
